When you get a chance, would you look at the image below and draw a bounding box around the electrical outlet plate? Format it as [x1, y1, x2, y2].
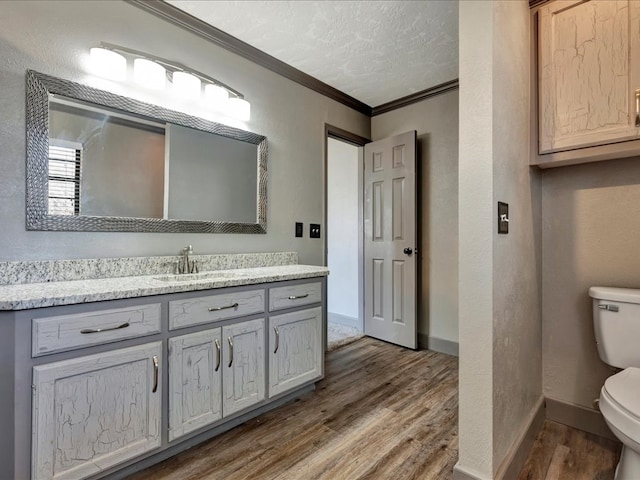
[498, 202, 509, 234]
[310, 223, 321, 238]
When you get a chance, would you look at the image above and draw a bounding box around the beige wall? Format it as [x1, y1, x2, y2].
[457, 2, 495, 476]
[371, 89, 459, 349]
[457, 1, 542, 478]
[0, 0, 369, 264]
[542, 156, 640, 410]
[491, 1, 542, 474]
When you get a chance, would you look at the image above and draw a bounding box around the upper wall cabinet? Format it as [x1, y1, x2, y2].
[537, 0, 640, 166]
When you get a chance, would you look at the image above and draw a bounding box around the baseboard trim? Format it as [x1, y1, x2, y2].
[453, 463, 490, 480]
[545, 396, 616, 441]
[418, 333, 459, 356]
[495, 396, 545, 480]
[454, 397, 544, 480]
[327, 312, 361, 331]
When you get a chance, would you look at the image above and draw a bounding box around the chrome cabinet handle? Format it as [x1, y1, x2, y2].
[80, 322, 130, 334]
[274, 326, 280, 354]
[635, 89, 640, 127]
[208, 302, 239, 312]
[152, 355, 159, 393]
[214, 338, 221, 372]
[228, 337, 233, 367]
[288, 294, 309, 300]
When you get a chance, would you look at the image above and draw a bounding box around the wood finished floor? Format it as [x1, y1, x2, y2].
[129, 336, 459, 480]
[518, 420, 621, 480]
[129, 337, 621, 480]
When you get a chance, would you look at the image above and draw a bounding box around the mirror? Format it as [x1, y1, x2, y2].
[26, 70, 267, 233]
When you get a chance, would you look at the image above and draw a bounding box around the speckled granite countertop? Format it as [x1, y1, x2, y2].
[0, 264, 329, 311]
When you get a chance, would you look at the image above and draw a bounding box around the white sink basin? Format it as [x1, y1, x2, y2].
[153, 271, 240, 283]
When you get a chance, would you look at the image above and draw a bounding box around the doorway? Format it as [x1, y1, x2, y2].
[324, 125, 369, 347]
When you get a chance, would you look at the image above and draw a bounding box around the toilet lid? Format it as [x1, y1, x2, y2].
[603, 367, 640, 418]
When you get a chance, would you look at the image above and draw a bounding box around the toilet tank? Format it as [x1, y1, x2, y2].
[589, 286, 640, 369]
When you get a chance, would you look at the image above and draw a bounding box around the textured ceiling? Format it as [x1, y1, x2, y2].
[165, 0, 458, 107]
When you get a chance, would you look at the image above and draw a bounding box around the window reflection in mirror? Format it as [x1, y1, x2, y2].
[49, 98, 166, 218]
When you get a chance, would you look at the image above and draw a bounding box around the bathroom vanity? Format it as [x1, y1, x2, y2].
[0, 253, 327, 480]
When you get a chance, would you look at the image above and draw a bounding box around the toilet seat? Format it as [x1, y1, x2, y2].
[603, 368, 640, 418]
[600, 367, 640, 450]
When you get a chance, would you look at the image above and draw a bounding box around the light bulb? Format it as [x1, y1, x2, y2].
[172, 71, 201, 98]
[89, 47, 126, 81]
[133, 58, 166, 90]
[227, 97, 251, 121]
[204, 84, 229, 110]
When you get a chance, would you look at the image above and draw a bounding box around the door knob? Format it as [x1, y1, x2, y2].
[403, 247, 413, 256]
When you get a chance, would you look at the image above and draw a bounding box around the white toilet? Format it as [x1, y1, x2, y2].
[590, 286, 640, 479]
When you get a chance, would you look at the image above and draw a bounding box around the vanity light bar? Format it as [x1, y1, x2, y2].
[89, 47, 127, 81]
[88, 43, 250, 121]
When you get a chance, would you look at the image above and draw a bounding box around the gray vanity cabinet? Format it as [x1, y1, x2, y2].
[32, 342, 162, 480]
[267, 282, 323, 398]
[168, 318, 266, 441]
[11, 276, 325, 480]
[268, 307, 323, 398]
[168, 329, 223, 442]
[221, 319, 266, 415]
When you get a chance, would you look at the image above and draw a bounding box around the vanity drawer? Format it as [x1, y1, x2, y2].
[269, 281, 322, 312]
[32, 303, 161, 357]
[169, 289, 265, 330]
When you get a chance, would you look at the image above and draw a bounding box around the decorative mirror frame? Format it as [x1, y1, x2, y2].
[26, 70, 267, 233]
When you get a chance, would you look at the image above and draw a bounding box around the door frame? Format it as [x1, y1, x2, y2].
[323, 124, 370, 336]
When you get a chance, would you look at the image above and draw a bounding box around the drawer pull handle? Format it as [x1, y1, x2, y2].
[228, 337, 234, 367]
[208, 302, 239, 312]
[152, 355, 159, 393]
[80, 322, 130, 334]
[274, 326, 280, 354]
[288, 294, 309, 300]
[636, 89, 640, 128]
[214, 338, 221, 372]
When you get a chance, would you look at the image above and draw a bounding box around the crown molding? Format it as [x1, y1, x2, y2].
[371, 79, 459, 117]
[127, 0, 458, 118]
[127, 0, 372, 116]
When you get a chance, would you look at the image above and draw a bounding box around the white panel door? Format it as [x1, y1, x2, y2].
[222, 318, 265, 416]
[364, 130, 417, 349]
[269, 307, 323, 397]
[32, 342, 161, 480]
[168, 328, 222, 441]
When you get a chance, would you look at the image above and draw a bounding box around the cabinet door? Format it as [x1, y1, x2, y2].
[32, 342, 161, 480]
[168, 328, 222, 441]
[539, 0, 640, 154]
[269, 307, 323, 398]
[222, 319, 265, 416]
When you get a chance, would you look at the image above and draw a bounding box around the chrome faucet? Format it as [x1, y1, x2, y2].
[175, 245, 198, 274]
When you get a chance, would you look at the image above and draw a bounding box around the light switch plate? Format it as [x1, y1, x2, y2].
[295, 222, 303, 238]
[310, 223, 321, 238]
[498, 202, 509, 234]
